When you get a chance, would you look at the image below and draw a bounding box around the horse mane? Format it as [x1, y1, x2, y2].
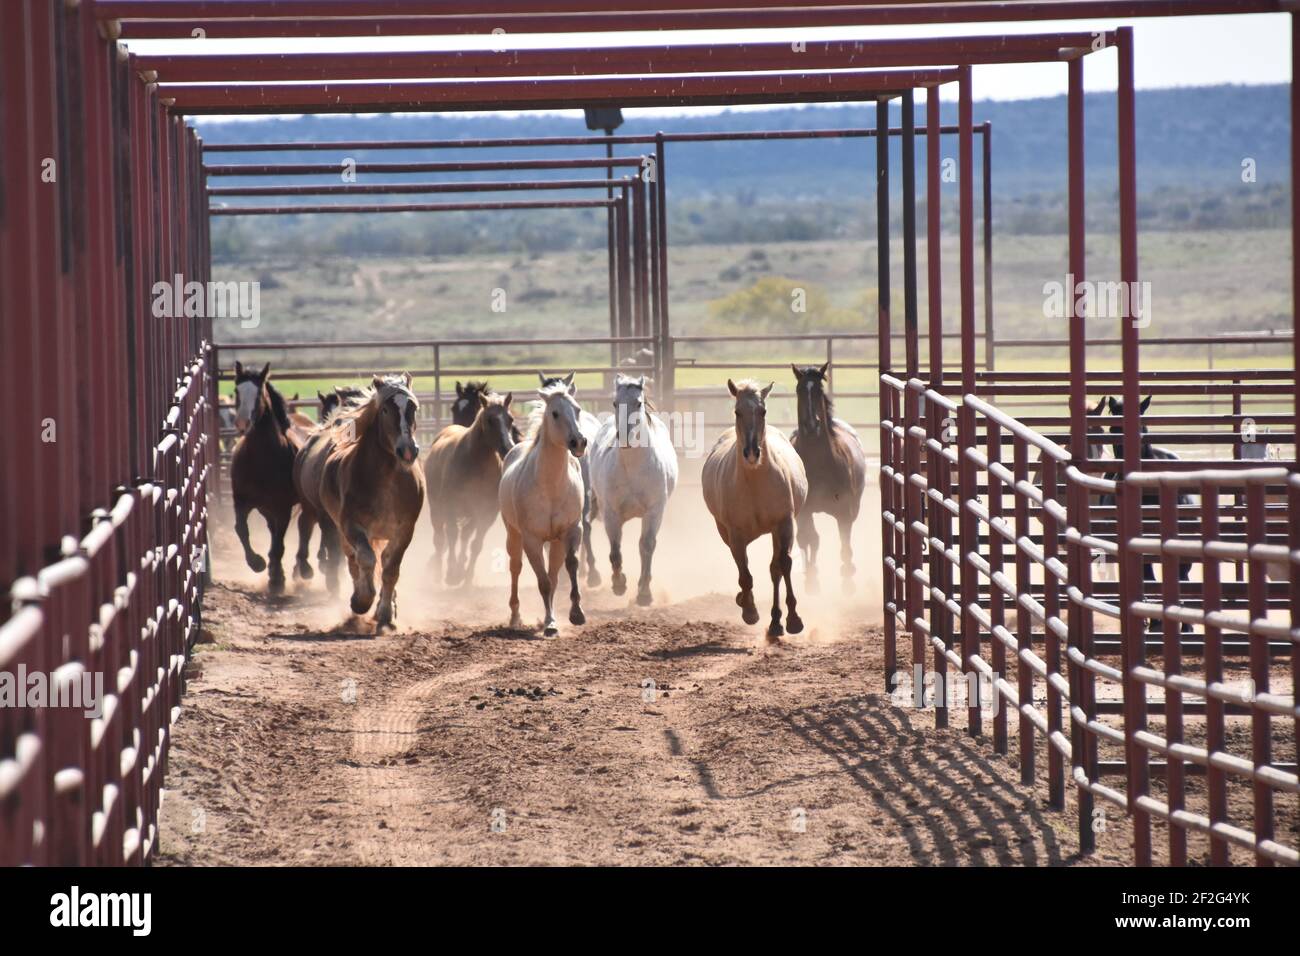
[731, 378, 766, 398]
[264, 381, 293, 434]
[331, 376, 413, 446]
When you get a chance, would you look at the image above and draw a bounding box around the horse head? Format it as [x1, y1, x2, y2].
[728, 378, 774, 468]
[1106, 393, 1154, 459]
[233, 361, 289, 436]
[1085, 394, 1110, 460]
[370, 373, 420, 465]
[613, 373, 650, 444]
[318, 385, 365, 423]
[536, 375, 586, 458]
[791, 362, 831, 437]
[475, 390, 515, 458]
[453, 380, 492, 429]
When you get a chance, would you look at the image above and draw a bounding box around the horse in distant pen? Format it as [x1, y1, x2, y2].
[229, 362, 301, 593]
[424, 390, 516, 587]
[788, 363, 867, 593]
[318, 374, 424, 629]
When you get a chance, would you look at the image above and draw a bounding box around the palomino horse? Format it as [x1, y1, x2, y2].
[452, 380, 522, 442]
[292, 385, 367, 588]
[229, 361, 300, 592]
[789, 363, 867, 592]
[317, 374, 424, 629]
[589, 374, 678, 605]
[423, 390, 516, 586]
[703, 379, 809, 639]
[499, 379, 588, 637]
[540, 372, 603, 586]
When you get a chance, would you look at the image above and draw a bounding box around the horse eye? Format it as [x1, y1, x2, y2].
[552, 411, 559, 419]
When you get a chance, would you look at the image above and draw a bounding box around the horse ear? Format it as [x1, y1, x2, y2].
[563, 371, 575, 387]
[317, 391, 327, 403]
[455, 381, 463, 397]
[233, 360, 244, 378]
[372, 375, 386, 391]
[818, 361, 830, 377]
[727, 378, 739, 397]
[1139, 394, 1152, 413]
[537, 372, 548, 386]
[478, 392, 489, 408]
[791, 364, 801, 379]
[761, 382, 774, 401]
[1107, 396, 1120, 415]
[402, 372, 412, 388]
[259, 362, 271, 381]
[637, 375, 646, 389]
[502, 392, 512, 408]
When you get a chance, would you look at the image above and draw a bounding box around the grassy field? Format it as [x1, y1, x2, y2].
[214, 227, 1294, 432]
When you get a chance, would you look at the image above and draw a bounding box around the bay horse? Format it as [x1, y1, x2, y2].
[317, 374, 424, 629]
[423, 390, 516, 586]
[789, 363, 867, 593]
[499, 379, 588, 637]
[540, 372, 603, 586]
[703, 379, 809, 639]
[229, 361, 300, 593]
[292, 385, 367, 589]
[452, 380, 522, 442]
[589, 374, 678, 605]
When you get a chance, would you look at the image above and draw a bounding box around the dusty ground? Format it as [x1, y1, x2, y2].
[156, 479, 1142, 867]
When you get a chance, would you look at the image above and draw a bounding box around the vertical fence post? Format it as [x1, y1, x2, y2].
[877, 94, 896, 691]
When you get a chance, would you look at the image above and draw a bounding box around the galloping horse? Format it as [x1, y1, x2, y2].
[318, 374, 424, 629]
[229, 361, 300, 593]
[499, 379, 588, 637]
[423, 390, 516, 586]
[540, 372, 603, 586]
[703, 379, 808, 639]
[589, 374, 677, 605]
[788, 363, 867, 592]
[292, 385, 367, 589]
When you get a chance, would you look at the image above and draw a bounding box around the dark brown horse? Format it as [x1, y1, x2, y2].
[452, 380, 522, 442]
[789, 364, 868, 593]
[424, 390, 515, 586]
[318, 374, 425, 629]
[229, 361, 300, 592]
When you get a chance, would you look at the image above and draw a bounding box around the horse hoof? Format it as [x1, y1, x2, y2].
[741, 605, 760, 626]
[267, 577, 285, 596]
[246, 554, 267, 573]
[350, 593, 374, 615]
[586, 571, 602, 588]
[569, 606, 586, 626]
[611, 575, 627, 596]
[786, 614, 804, 635]
[295, 561, 314, 581]
[636, 589, 653, 607]
[767, 622, 784, 640]
[543, 624, 559, 638]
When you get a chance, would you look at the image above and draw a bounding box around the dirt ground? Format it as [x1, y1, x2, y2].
[157, 478, 1144, 866]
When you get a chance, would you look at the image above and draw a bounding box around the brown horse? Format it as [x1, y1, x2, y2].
[318, 374, 424, 629]
[229, 361, 300, 593]
[789, 364, 867, 592]
[703, 379, 808, 639]
[292, 385, 367, 589]
[452, 379, 522, 442]
[424, 390, 516, 586]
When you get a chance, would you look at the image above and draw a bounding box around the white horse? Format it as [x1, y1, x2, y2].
[589, 374, 678, 605]
[499, 379, 588, 637]
[540, 372, 604, 586]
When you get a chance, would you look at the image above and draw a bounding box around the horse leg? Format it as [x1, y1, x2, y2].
[780, 516, 803, 634]
[565, 524, 586, 625]
[766, 533, 785, 640]
[444, 517, 462, 587]
[837, 513, 856, 594]
[635, 506, 665, 607]
[524, 535, 556, 636]
[796, 511, 820, 595]
[233, 497, 266, 573]
[320, 516, 342, 595]
[729, 537, 759, 626]
[345, 523, 378, 615]
[583, 478, 601, 587]
[547, 539, 564, 596]
[375, 525, 414, 630]
[461, 517, 488, 588]
[428, 505, 443, 584]
[265, 510, 289, 594]
[506, 525, 523, 629]
[606, 512, 628, 597]
[294, 506, 316, 581]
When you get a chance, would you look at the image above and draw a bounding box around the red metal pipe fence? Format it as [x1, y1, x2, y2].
[1, 1, 212, 866]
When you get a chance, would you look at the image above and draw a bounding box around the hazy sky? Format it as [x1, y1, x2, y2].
[129, 12, 1288, 120]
